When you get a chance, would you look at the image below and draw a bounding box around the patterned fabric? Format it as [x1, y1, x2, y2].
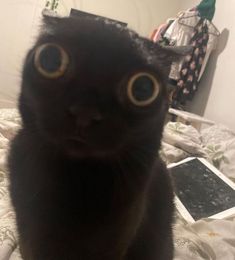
[172, 19, 209, 107]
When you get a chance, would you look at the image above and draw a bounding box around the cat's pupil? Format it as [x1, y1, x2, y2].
[132, 76, 154, 101]
[39, 46, 62, 72]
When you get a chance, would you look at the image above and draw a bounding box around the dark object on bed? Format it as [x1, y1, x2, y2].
[8, 15, 182, 259]
[171, 158, 235, 221]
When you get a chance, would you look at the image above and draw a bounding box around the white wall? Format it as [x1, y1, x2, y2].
[179, 0, 235, 131]
[0, 0, 45, 107]
[58, 0, 181, 37]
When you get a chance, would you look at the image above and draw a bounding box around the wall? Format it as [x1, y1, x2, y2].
[0, 0, 45, 107]
[179, 0, 235, 131]
[0, 0, 181, 108]
[58, 0, 181, 37]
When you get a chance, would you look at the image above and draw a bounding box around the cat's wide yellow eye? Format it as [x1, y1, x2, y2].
[127, 72, 160, 106]
[34, 43, 69, 79]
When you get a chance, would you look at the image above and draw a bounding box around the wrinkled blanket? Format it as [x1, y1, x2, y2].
[0, 109, 235, 259]
[163, 121, 235, 259]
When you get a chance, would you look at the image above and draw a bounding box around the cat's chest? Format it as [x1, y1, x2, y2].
[11, 129, 148, 215]
[26, 156, 135, 220]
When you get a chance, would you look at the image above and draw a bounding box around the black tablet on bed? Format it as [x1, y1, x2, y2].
[168, 157, 235, 223]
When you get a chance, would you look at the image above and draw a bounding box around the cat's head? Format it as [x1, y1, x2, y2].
[20, 16, 182, 159]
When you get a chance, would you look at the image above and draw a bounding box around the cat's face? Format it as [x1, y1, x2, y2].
[20, 17, 177, 158]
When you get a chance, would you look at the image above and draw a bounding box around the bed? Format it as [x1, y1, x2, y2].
[164, 109, 235, 259]
[0, 108, 235, 259]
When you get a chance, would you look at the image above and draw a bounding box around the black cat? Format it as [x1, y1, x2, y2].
[9, 16, 181, 260]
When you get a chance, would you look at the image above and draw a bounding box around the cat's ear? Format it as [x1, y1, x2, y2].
[40, 10, 64, 35]
[141, 38, 192, 76]
[160, 45, 193, 75]
[42, 9, 63, 27]
[141, 38, 192, 61]
[162, 45, 193, 59]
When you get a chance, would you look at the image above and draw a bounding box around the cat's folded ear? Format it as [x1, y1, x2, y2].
[161, 45, 193, 75]
[142, 38, 192, 61]
[162, 45, 193, 58]
[42, 9, 63, 26]
[141, 38, 192, 77]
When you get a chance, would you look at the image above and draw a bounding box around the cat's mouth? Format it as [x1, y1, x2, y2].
[65, 136, 90, 151]
[63, 135, 117, 159]
[66, 136, 88, 145]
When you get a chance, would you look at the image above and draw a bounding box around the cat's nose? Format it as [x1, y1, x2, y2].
[67, 106, 103, 128]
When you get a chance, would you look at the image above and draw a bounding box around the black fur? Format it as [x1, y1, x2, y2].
[8, 17, 177, 260]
